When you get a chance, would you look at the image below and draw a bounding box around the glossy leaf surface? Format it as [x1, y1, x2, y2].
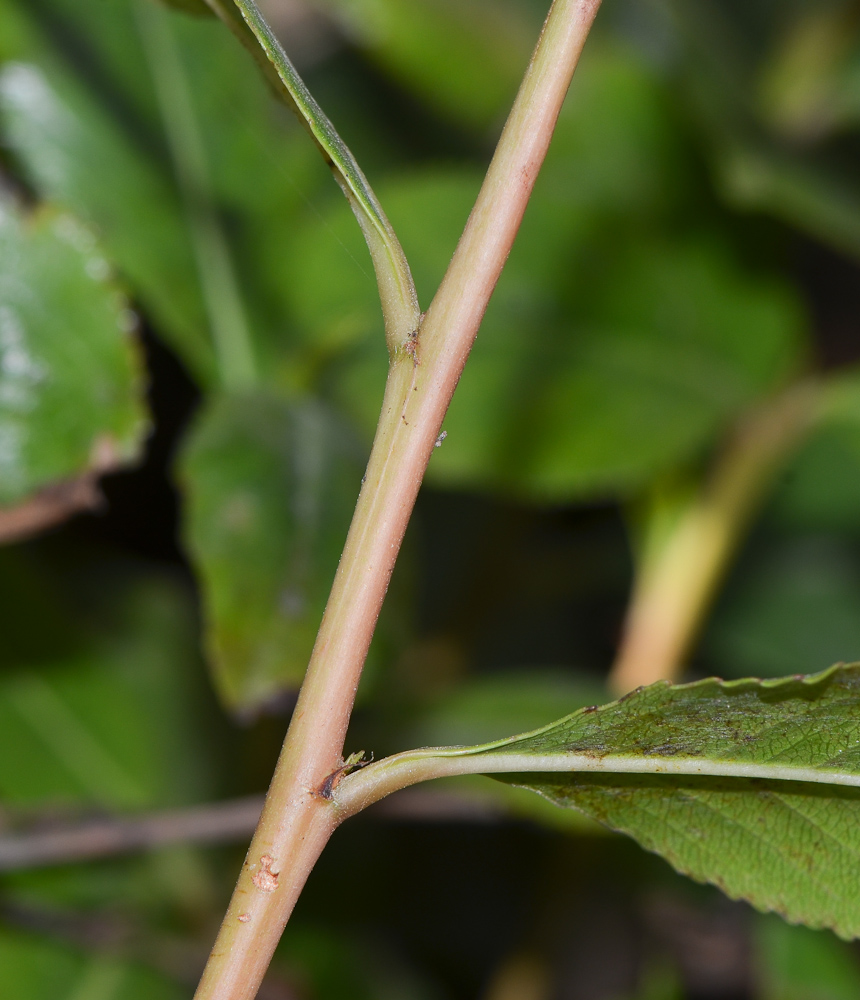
[0, 54, 213, 383]
[0, 199, 146, 505]
[0, 0, 325, 388]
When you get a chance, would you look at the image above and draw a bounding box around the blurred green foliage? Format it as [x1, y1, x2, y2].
[177, 393, 364, 706]
[1, 0, 860, 996]
[0, 199, 146, 503]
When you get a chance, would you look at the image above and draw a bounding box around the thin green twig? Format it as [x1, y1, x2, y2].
[205, 0, 420, 351]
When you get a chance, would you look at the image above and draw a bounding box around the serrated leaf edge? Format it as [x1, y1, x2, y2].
[333, 665, 860, 817]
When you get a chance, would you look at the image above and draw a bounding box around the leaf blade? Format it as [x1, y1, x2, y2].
[0, 198, 147, 505]
[336, 666, 860, 937]
[176, 392, 366, 711]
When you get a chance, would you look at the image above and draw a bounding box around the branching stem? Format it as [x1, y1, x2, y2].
[193, 2, 602, 997]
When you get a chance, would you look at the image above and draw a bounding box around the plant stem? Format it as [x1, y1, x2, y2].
[608, 380, 821, 696]
[331, 718, 860, 822]
[136, 0, 258, 391]
[205, 0, 420, 351]
[193, 2, 602, 997]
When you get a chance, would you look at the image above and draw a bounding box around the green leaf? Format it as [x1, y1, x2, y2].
[432, 231, 804, 500]
[337, 666, 860, 937]
[0, 57, 214, 384]
[0, 199, 146, 505]
[134, 0, 258, 391]
[158, 0, 214, 15]
[176, 392, 364, 711]
[291, 192, 804, 502]
[718, 145, 860, 265]
[409, 669, 608, 749]
[771, 371, 860, 534]
[0, 927, 185, 1000]
[491, 237, 805, 500]
[156, 8, 325, 386]
[0, 558, 214, 809]
[539, 41, 691, 222]
[755, 914, 860, 1000]
[0, 0, 334, 389]
[204, 0, 419, 347]
[322, 0, 532, 131]
[705, 540, 860, 679]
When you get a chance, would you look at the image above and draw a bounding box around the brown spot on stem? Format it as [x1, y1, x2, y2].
[252, 855, 279, 893]
[238, 913, 251, 923]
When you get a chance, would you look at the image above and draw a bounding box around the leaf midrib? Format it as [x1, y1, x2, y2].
[333, 747, 860, 820]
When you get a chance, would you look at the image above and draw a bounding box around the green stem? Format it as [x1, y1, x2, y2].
[331, 724, 860, 823]
[608, 380, 821, 696]
[136, 0, 258, 391]
[205, 0, 420, 352]
[193, 2, 602, 997]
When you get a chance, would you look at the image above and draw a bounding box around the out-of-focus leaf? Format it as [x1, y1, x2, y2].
[325, 220, 804, 501]
[432, 236, 804, 501]
[287, 42, 687, 356]
[540, 42, 691, 223]
[757, 4, 860, 144]
[669, 0, 860, 263]
[0, 560, 214, 809]
[135, 0, 258, 391]
[161, 11, 323, 384]
[705, 539, 860, 679]
[0, 199, 146, 505]
[771, 371, 860, 532]
[718, 146, 860, 264]
[0, 58, 214, 383]
[409, 669, 607, 749]
[320, 0, 532, 130]
[772, 431, 860, 534]
[176, 392, 364, 711]
[755, 913, 860, 1000]
[159, 0, 214, 15]
[0, 0, 348, 387]
[285, 41, 803, 501]
[0, 927, 185, 1000]
[339, 666, 860, 937]
[401, 668, 607, 832]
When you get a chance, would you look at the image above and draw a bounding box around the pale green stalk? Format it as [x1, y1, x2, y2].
[193, 2, 602, 997]
[608, 380, 821, 695]
[333, 746, 860, 822]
